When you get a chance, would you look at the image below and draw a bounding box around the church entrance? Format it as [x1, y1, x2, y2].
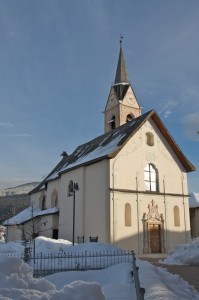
[142, 200, 165, 254]
[149, 224, 161, 253]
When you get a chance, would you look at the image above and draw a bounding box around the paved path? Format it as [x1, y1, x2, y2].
[139, 256, 199, 292]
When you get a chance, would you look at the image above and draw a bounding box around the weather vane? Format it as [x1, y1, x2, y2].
[119, 34, 124, 45]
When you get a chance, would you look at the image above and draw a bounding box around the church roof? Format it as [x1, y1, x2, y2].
[3, 207, 59, 226]
[29, 154, 68, 194]
[59, 110, 195, 174]
[30, 110, 195, 195]
[29, 110, 195, 194]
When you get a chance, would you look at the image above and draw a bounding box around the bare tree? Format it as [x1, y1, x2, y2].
[19, 205, 44, 262]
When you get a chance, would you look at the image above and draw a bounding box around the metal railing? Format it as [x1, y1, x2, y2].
[132, 250, 145, 300]
[0, 249, 145, 299]
[26, 249, 133, 277]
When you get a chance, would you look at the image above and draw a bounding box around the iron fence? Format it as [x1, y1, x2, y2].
[0, 250, 145, 299]
[26, 250, 133, 277]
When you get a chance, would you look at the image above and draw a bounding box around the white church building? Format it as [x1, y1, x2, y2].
[4, 45, 195, 254]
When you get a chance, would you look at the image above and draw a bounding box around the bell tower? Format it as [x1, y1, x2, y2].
[104, 41, 142, 133]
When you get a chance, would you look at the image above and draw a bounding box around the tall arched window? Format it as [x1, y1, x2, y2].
[144, 164, 159, 192]
[125, 203, 132, 226]
[51, 190, 58, 207]
[68, 180, 74, 196]
[41, 195, 46, 210]
[174, 206, 180, 226]
[39, 193, 46, 210]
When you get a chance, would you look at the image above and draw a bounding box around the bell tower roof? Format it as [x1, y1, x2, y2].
[104, 41, 142, 133]
[114, 42, 129, 85]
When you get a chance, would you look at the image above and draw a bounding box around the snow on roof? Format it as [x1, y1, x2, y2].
[3, 207, 59, 226]
[30, 109, 195, 195]
[60, 133, 127, 173]
[189, 192, 199, 208]
[59, 112, 150, 174]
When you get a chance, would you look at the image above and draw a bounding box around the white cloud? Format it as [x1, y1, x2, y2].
[183, 112, 199, 141]
[158, 100, 178, 118]
[4, 133, 33, 137]
[0, 122, 13, 127]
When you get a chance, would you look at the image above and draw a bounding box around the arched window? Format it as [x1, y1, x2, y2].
[146, 132, 154, 146]
[41, 195, 46, 210]
[68, 180, 74, 196]
[125, 203, 132, 226]
[39, 193, 46, 210]
[126, 114, 134, 122]
[51, 190, 58, 207]
[144, 164, 159, 192]
[174, 206, 180, 226]
[110, 116, 116, 129]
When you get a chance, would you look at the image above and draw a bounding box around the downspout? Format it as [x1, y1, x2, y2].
[111, 150, 134, 245]
[112, 164, 115, 244]
[181, 174, 187, 242]
[163, 178, 168, 252]
[112, 152, 128, 245]
[112, 155, 121, 244]
[136, 175, 140, 253]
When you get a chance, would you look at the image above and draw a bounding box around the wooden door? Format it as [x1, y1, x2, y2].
[149, 224, 161, 253]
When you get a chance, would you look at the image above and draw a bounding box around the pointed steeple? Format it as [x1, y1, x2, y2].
[104, 41, 142, 133]
[114, 43, 129, 85]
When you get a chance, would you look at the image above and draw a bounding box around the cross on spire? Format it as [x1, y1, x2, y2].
[119, 34, 123, 46]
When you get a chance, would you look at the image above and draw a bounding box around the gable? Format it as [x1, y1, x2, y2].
[150, 113, 195, 173]
[30, 110, 195, 196]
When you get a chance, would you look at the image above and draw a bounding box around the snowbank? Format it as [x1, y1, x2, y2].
[162, 237, 199, 265]
[0, 257, 105, 300]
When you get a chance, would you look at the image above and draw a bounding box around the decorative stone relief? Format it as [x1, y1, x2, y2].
[146, 199, 164, 222]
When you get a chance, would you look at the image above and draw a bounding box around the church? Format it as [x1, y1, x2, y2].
[4, 44, 195, 254]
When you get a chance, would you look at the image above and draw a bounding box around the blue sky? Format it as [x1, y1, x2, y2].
[0, 0, 198, 192]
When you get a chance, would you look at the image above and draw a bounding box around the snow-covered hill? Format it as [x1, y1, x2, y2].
[0, 182, 39, 196]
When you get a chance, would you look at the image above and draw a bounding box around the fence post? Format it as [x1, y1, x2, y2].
[131, 250, 145, 300]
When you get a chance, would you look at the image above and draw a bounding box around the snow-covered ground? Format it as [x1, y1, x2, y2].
[0, 237, 199, 299]
[162, 237, 199, 265]
[0, 182, 39, 196]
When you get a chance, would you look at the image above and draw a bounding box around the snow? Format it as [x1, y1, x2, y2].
[162, 237, 199, 265]
[3, 207, 59, 225]
[0, 236, 199, 299]
[0, 182, 39, 196]
[60, 134, 126, 172]
[189, 192, 199, 208]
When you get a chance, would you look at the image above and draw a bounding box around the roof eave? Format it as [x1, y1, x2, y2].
[151, 113, 196, 173]
[59, 155, 110, 175]
[4, 210, 59, 226]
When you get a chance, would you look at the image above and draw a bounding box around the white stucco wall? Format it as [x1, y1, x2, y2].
[6, 225, 22, 242]
[84, 160, 109, 243]
[59, 167, 86, 243]
[58, 160, 109, 244]
[109, 119, 191, 252]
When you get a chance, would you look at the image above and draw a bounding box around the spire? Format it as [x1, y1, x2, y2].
[114, 38, 129, 85]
